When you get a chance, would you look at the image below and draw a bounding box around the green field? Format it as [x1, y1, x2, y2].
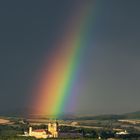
[0, 117, 140, 140]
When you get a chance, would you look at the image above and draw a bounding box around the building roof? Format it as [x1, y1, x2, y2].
[33, 129, 46, 132]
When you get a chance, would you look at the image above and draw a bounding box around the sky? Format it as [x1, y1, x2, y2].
[0, 0, 140, 116]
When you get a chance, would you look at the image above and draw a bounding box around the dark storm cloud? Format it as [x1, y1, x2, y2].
[0, 0, 139, 115]
[0, 0, 76, 113]
[76, 0, 140, 115]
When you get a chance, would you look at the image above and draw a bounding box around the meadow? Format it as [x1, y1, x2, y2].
[0, 116, 140, 140]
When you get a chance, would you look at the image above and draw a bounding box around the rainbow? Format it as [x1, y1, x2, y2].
[31, 1, 95, 117]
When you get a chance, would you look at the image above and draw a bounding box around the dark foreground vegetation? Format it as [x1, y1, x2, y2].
[1, 118, 140, 140]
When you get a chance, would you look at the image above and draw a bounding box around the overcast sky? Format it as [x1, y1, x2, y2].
[0, 0, 140, 116]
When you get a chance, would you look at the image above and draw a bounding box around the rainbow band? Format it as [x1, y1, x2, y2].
[31, 2, 95, 117]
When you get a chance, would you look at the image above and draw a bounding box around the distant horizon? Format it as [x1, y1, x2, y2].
[0, 108, 140, 118]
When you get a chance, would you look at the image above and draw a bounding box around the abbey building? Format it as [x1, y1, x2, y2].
[28, 122, 58, 139]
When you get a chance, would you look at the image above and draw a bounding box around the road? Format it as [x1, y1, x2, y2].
[60, 123, 102, 129]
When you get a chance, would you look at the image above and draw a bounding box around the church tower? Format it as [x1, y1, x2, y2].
[48, 121, 58, 137]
